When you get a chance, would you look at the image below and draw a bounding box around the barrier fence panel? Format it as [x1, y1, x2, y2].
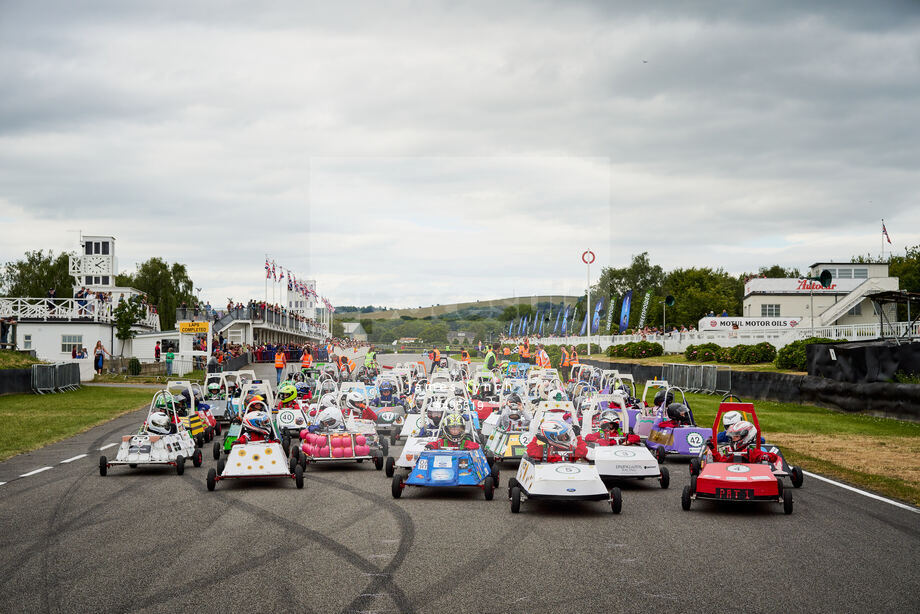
[31, 364, 56, 394]
[715, 367, 732, 395]
[700, 365, 717, 394]
[54, 363, 81, 391]
[659, 362, 730, 395]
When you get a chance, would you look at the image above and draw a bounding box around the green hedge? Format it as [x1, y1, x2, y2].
[774, 337, 845, 371]
[605, 341, 664, 359]
[684, 342, 776, 364]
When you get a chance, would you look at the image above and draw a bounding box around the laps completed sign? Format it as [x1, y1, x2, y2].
[700, 317, 803, 330]
[178, 322, 210, 333]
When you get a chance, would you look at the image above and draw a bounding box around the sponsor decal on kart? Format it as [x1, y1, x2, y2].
[418, 458, 428, 470]
[613, 449, 637, 458]
[279, 410, 295, 423]
[686, 432, 704, 447]
[555, 465, 581, 475]
[726, 464, 751, 473]
[434, 456, 453, 468]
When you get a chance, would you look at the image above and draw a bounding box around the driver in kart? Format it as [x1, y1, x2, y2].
[277, 383, 298, 409]
[584, 411, 640, 446]
[295, 381, 313, 401]
[344, 390, 379, 421]
[308, 405, 346, 432]
[206, 382, 222, 399]
[707, 420, 778, 464]
[147, 410, 177, 435]
[526, 419, 588, 463]
[498, 394, 531, 431]
[655, 402, 693, 428]
[375, 381, 403, 408]
[716, 410, 743, 444]
[233, 410, 274, 445]
[424, 413, 480, 450]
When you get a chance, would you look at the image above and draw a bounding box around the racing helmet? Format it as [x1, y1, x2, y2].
[443, 413, 465, 442]
[453, 383, 466, 397]
[242, 411, 271, 436]
[540, 419, 575, 451]
[505, 393, 523, 412]
[446, 397, 466, 414]
[727, 420, 757, 451]
[666, 403, 691, 425]
[295, 382, 310, 397]
[244, 395, 267, 413]
[379, 381, 394, 396]
[550, 389, 565, 402]
[722, 410, 743, 429]
[319, 380, 337, 395]
[278, 383, 297, 404]
[316, 406, 345, 430]
[449, 367, 461, 381]
[598, 411, 621, 433]
[319, 393, 338, 408]
[207, 382, 220, 395]
[148, 411, 171, 435]
[153, 394, 171, 410]
[426, 400, 445, 424]
[653, 389, 674, 408]
[345, 390, 366, 414]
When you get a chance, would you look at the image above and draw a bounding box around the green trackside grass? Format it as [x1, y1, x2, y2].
[0, 349, 43, 370]
[92, 369, 206, 385]
[0, 387, 154, 461]
[678, 390, 920, 505]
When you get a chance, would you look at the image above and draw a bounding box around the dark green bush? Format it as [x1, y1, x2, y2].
[774, 337, 843, 371]
[604, 341, 664, 359]
[128, 357, 142, 376]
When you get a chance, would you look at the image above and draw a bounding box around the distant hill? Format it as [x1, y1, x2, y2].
[354, 295, 581, 321]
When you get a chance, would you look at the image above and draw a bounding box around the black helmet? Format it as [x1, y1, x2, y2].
[666, 402, 691, 425]
[653, 389, 674, 407]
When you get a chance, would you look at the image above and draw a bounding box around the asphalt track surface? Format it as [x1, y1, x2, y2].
[1, 359, 918, 613]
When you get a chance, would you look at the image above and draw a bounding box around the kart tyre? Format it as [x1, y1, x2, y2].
[206, 468, 216, 491]
[510, 486, 522, 514]
[689, 457, 701, 477]
[681, 485, 692, 510]
[689, 475, 697, 495]
[193, 448, 203, 467]
[783, 488, 793, 514]
[212, 440, 222, 461]
[195, 435, 204, 449]
[217, 457, 226, 475]
[205, 427, 213, 443]
[391, 474, 405, 499]
[380, 438, 389, 457]
[659, 466, 670, 489]
[289, 456, 298, 473]
[491, 466, 500, 488]
[610, 487, 622, 514]
[295, 465, 304, 489]
[282, 436, 291, 457]
[776, 477, 784, 497]
[790, 466, 804, 488]
[129, 464, 138, 468]
[507, 477, 518, 499]
[655, 446, 666, 464]
[176, 455, 185, 476]
[374, 455, 384, 470]
[385, 457, 396, 478]
[483, 476, 495, 500]
[214, 422, 222, 436]
[99, 456, 107, 476]
[300, 454, 307, 470]
[291, 446, 300, 461]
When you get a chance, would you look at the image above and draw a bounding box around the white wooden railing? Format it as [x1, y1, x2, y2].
[0, 297, 161, 330]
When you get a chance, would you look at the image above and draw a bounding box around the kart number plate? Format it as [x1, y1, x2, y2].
[433, 456, 453, 468]
[716, 488, 754, 500]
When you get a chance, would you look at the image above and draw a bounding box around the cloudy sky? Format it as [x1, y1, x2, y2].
[1, 0, 918, 308]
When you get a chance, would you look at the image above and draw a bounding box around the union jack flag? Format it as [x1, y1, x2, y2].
[271, 261, 276, 281]
[883, 220, 892, 244]
[265, 258, 271, 279]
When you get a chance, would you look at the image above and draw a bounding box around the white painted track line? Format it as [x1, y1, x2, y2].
[60, 454, 88, 464]
[803, 470, 919, 514]
[98, 443, 117, 450]
[0, 482, 6, 487]
[19, 467, 53, 478]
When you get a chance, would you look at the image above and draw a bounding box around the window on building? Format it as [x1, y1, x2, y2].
[85, 276, 93, 285]
[847, 303, 862, 316]
[101, 241, 109, 255]
[93, 242, 101, 254]
[854, 268, 868, 279]
[61, 334, 83, 353]
[761, 304, 781, 317]
[23, 334, 32, 350]
[85, 242, 93, 255]
[837, 268, 853, 279]
[101, 276, 109, 285]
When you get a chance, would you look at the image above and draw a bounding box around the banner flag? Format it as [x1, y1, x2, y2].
[561, 307, 569, 335]
[637, 291, 653, 328]
[618, 290, 633, 334]
[592, 298, 604, 334]
[605, 296, 616, 333]
[554, 308, 562, 334]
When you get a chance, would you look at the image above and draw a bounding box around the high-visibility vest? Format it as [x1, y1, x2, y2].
[570, 350, 579, 365]
[434, 349, 441, 361]
[520, 345, 530, 359]
[536, 350, 551, 368]
[301, 353, 313, 369]
[460, 350, 470, 363]
[561, 348, 570, 366]
[503, 347, 510, 356]
[274, 352, 287, 368]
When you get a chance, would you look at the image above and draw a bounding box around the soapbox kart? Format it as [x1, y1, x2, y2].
[644, 387, 711, 462]
[681, 404, 792, 514]
[293, 412, 387, 471]
[508, 454, 621, 515]
[100, 390, 202, 476]
[206, 413, 303, 491]
[581, 401, 668, 488]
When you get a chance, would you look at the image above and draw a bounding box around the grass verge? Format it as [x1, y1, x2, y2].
[92, 369, 205, 385]
[678, 390, 920, 505]
[0, 349, 43, 370]
[585, 353, 805, 374]
[0, 387, 154, 462]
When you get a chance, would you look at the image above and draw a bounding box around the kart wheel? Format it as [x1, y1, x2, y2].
[300, 454, 307, 470]
[783, 488, 794, 514]
[507, 477, 518, 499]
[129, 464, 138, 468]
[205, 427, 213, 443]
[610, 487, 622, 514]
[282, 436, 291, 457]
[357, 458, 364, 463]
[195, 435, 204, 449]
[176, 455, 185, 476]
[206, 468, 216, 491]
[391, 474, 405, 499]
[291, 446, 300, 461]
[655, 446, 666, 464]
[214, 422, 222, 436]
[483, 476, 495, 501]
[217, 458, 226, 475]
[385, 457, 396, 478]
[689, 457, 701, 477]
[510, 486, 522, 513]
[659, 466, 670, 489]
[790, 466, 804, 488]
[289, 456, 298, 473]
[193, 448, 202, 468]
[391, 433, 398, 446]
[374, 455, 384, 471]
[776, 477, 784, 497]
[98, 456, 107, 476]
[295, 465, 304, 489]
[212, 440, 221, 460]
[689, 475, 697, 495]
[380, 438, 389, 457]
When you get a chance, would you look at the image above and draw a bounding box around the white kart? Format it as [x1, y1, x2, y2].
[509, 456, 621, 515]
[99, 391, 201, 476]
[582, 399, 668, 488]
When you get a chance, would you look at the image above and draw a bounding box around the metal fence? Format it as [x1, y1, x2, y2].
[661, 363, 731, 395]
[31, 363, 82, 394]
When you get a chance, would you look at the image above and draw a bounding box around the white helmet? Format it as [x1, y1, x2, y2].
[426, 400, 445, 423]
[722, 410, 743, 429]
[345, 390, 366, 416]
[319, 393, 338, 408]
[316, 406, 345, 430]
[727, 420, 757, 451]
[148, 411, 171, 435]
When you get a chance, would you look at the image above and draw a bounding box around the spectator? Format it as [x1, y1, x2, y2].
[154, 341, 161, 363]
[165, 346, 175, 376]
[93, 340, 110, 376]
[721, 308, 728, 317]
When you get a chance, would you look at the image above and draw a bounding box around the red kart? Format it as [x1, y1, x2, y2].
[681, 402, 793, 514]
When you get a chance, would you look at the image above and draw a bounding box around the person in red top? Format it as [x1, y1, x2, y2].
[708, 420, 778, 465]
[233, 410, 274, 445]
[584, 411, 641, 446]
[424, 414, 480, 450]
[655, 403, 693, 429]
[526, 420, 588, 462]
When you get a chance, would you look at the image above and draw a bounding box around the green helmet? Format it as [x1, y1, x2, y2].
[443, 413, 465, 442]
[154, 395, 170, 409]
[278, 382, 297, 404]
[207, 382, 220, 393]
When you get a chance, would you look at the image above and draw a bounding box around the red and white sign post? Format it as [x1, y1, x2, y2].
[582, 250, 595, 355]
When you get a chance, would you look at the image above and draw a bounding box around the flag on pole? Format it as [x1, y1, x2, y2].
[271, 261, 276, 281]
[561, 306, 569, 334]
[591, 298, 604, 334]
[508, 319, 514, 335]
[618, 290, 633, 334]
[579, 307, 588, 336]
[279, 268, 285, 280]
[265, 258, 271, 279]
[554, 308, 562, 334]
[883, 220, 892, 244]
